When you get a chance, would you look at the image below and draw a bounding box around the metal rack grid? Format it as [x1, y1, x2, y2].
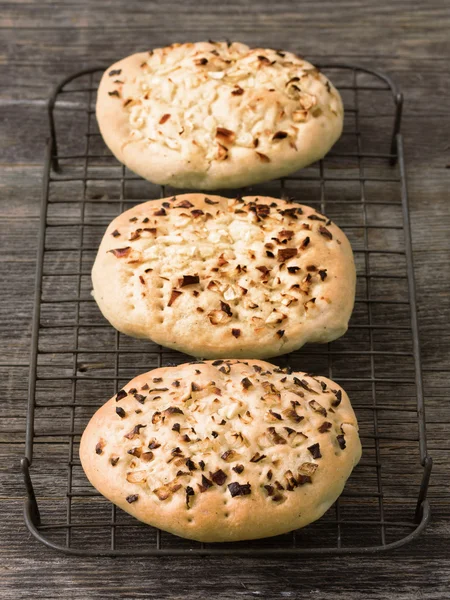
[22, 63, 432, 556]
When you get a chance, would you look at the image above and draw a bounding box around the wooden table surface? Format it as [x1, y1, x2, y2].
[1, 1, 449, 597]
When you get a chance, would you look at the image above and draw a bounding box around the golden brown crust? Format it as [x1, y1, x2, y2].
[96, 42, 343, 189]
[80, 360, 361, 542]
[92, 194, 356, 359]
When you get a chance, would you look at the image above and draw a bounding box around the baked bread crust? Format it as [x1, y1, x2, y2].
[91, 194, 356, 359]
[80, 360, 361, 542]
[96, 42, 343, 189]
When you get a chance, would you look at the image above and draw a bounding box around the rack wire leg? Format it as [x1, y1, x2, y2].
[21, 458, 41, 527]
[389, 93, 403, 165]
[414, 455, 433, 523]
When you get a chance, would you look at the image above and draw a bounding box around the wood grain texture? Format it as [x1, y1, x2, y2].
[1, 0, 449, 598]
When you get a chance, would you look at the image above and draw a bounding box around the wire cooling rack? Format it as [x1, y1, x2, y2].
[22, 63, 432, 556]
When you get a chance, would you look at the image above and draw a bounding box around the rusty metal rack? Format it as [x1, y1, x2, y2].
[22, 64, 432, 555]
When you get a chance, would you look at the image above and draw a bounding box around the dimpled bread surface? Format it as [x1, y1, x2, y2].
[80, 359, 361, 542]
[91, 194, 356, 358]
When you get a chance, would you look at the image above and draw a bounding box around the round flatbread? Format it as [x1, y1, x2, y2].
[92, 194, 355, 358]
[96, 42, 343, 189]
[80, 359, 361, 542]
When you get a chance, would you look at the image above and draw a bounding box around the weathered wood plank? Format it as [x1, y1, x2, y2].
[1, 6, 449, 69]
[0, 497, 449, 598]
[2, 0, 449, 33]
